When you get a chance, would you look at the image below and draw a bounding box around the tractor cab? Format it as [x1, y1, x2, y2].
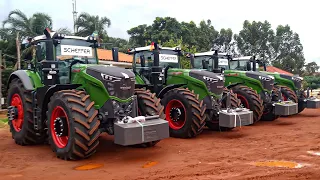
[128, 42, 182, 93]
[25, 28, 99, 85]
[191, 50, 231, 74]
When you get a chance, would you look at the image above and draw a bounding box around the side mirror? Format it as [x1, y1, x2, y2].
[246, 61, 251, 71]
[36, 44, 42, 61]
[189, 54, 195, 68]
[140, 55, 146, 67]
[112, 47, 119, 62]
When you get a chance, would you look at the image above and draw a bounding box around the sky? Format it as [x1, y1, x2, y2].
[0, 0, 319, 64]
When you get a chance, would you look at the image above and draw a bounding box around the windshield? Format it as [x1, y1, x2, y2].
[193, 56, 230, 70]
[55, 39, 97, 64]
[193, 56, 213, 70]
[133, 49, 180, 69]
[229, 60, 260, 71]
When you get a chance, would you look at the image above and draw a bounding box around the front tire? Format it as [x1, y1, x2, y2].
[261, 86, 280, 121]
[231, 85, 263, 123]
[47, 90, 100, 160]
[134, 89, 165, 147]
[298, 91, 307, 113]
[7, 78, 45, 145]
[161, 88, 206, 138]
[206, 88, 241, 131]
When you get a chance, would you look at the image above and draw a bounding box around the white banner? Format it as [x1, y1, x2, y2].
[218, 59, 229, 66]
[61, 45, 93, 57]
[159, 54, 178, 63]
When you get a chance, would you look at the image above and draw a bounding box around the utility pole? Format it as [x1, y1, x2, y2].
[16, 32, 21, 70]
[0, 50, 2, 110]
[72, 0, 78, 34]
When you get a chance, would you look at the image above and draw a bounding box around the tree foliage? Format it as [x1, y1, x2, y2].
[75, 12, 111, 41]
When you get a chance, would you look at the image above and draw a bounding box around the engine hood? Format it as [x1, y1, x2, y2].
[86, 65, 135, 79]
[189, 69, 224, 80]
[245, 71, 273, 79]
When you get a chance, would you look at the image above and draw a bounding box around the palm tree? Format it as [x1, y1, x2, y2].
[55, 27, 73, 35]
[2, 9, 52, 39]
[75, 12, 111, 40]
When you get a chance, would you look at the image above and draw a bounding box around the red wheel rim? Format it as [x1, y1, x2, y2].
[11, 94, 24, 132]
[282, 94, 287, 101]
[165, 99, 186, 130]
[237, 94, 249, 109]
[50, 106, 69, 148]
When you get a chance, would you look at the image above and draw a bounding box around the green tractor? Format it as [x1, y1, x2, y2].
[232, 55, 320, 113]
[124, 42, 253, 139]
[6, 28, 169, 161]
[192, 50, 298, 122]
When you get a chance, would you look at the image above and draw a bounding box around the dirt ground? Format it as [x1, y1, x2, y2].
[1, 109, 320, 180]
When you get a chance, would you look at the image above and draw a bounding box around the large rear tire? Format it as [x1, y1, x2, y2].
[47, 90, 100, 160]
[134, 89, 165, 147]
[161, 88, 206, 138]
[7, 78, 46, 145]
[260, 86, 280, 121]
[231, 85, 263, 123]
[206, 88, 241, 131]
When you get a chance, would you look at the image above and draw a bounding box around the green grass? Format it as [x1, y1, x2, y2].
[0, 118, 8, 127]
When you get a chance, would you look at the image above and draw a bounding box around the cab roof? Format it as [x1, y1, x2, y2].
[128, 45, 180, 53]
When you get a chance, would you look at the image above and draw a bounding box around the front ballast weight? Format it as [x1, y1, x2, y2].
[114, 115, 169, 146]
[218, 92, 254, 128]
[273, 86, 298, 116]
[113, 95, 169, 146]
[304, 88, 320, 109]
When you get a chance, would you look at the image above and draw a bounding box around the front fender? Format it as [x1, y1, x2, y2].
[7, 70, 34, 91]
[158, 84, 186, 99]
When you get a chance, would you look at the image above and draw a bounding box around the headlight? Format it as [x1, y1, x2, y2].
[259, 76, 271, 81]
[292, 76, 303, 81]
[268, 75, 274, 80]
[203, 76, 219, 82]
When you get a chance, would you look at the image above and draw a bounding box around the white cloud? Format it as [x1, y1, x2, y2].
[0, 0, 319, 63]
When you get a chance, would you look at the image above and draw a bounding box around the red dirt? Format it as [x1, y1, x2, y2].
[1, 109, 320, 180]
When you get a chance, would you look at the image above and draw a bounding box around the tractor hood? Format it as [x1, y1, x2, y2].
[279, 74, 303, 89]
[189, 69, 225, 95]
[86, 65, 135, 99]
[189, 69, 224, 81]
[244, 71, 275, 91]
[86, 65, 135, 79]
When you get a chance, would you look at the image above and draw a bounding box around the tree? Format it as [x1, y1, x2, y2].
[196, 20, 219, 52]
[127, 24, 148, 47]
[75, 12, 111, 41]
[106, 37, 131, 53]
[55, 27, 73, 35]
[213, 28, 236, 53]
[271, 25, 305, 74]
[304, 61, 319, 76]
[2, 9, 52, 39]
[234, 20, 274, 61]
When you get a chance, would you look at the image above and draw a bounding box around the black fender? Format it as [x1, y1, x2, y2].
[157, 84, 186, 99]
[7, 70, 34, 91]
[38, 84, 82, 122]
[135, 84, 149, 90]
[225, 82, 243, 89]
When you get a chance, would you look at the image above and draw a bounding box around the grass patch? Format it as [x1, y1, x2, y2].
[0, 118, 8, 128]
